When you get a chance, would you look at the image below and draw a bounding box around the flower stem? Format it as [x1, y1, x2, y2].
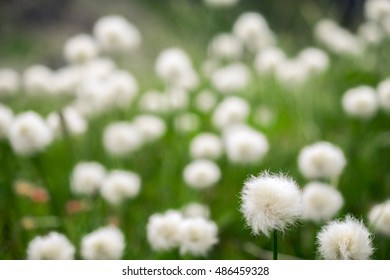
[273, 229, 278, 260]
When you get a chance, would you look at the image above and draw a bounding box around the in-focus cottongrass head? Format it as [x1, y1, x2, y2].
[208, 33, 243, 61]
[194, 90, 218, 113]
[211, 63, 250, 94]
[27, 232, 75, 260]
[182, 202, 210, 219]
[93, 15, 141, 53]
[204, 0, 239, 8]
[70, 161, 106, 196]
[317, 215, 373, 259]
[368, 200, 390, 236]
[9, 111, 53, 156]
[241, 172, 302, 236]
[342, 86, 378, 118]
[47, 107, 88, 139]
[100, 170, 141, 206]
[63, 34, 99, 64]
[190, 133, 223, 160]
[223, 125, 269, 165]
[298, 47, 329, 74]
[302, 181, 344, 223]
[178, 217, 218, 256]
[147, 210, 184, 251]
[212, 96, 250, 130]
[133, 114, 166, 143]
[183, 159, 221, 189]
[377, 79, 390, 110]
[103, 122, 142, 156]
[0, 68, 19, 96]
[23, 65, 54, 95]
[365, 0, 390, 21]
[81, 225, 125, 259]
[0, 104, 13, 139]
[254, 47, 286, 75]
[298, 141, 346, 180]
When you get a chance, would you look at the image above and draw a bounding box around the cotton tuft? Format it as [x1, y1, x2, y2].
[27, 232, 75, 260]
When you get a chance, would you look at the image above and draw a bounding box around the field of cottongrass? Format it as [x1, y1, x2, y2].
[1, 0, 390, 260]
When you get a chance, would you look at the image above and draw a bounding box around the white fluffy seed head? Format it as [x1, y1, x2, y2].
[275, 59, 310, 87]
[93, 15, 141, 53]
[52, 66, 81, 95]
[190, 133, 223, 160]
[81, 225, 125, 259]
[23, 65, 54, 95]
[0, 104, 13, 139]
[223, 125, 269, 165]
[27, 232, 75, 260]
[103, 70, 138, 108]
[342, 86, 378, 118]
[194, 90, 218, 113]
[70, 161, 106, 196]
[377, 79, 390, 110]
[302, 181, 344, 223]
[9, 111, 53, 156]
[174, 113, 201, 133]
[103, 122, 143, 156]
[0, 68, 20, 95]
[138, 90, 169, 113]
[204, 0, 239, 8]
[368, 200, 390, 236]
[254, 47, 286, 75]
[101, 170, 141, 206]
[133, 114, 166, 142]
[240, 172, 302, 236]
[298, 47, 329, 74]
[182, 202, 210, 219]
[183, 159, 221, 189]
[63, 34, 99, 64]
[208, 33, 243, 61]
[298, 141, 346, 180]
[178, 217, 218, 256]
[358, 21, 384, 45]
[317, 215, 373, 260]
[211, 63, 250, 94]
[365, 0, 390, 21]
[147, 210, 184, 251]
[212, 96, 249, 130]
[47, 107, 88, 139]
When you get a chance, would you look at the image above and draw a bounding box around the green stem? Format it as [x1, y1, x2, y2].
[273, 229, 278, 260]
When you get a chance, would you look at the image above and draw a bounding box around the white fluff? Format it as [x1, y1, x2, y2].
[211, 63, 250, 94]
[174, 113, 200, 133]
[63, 34, 99, 64]
[0, 68, 19, 96]
[70, 161, 106, 196]
[212, 96, 249, 130]
[93, 15, 141, 53]
[133, 114, 166, 142]
[101, 170, 141, 206]
[178, 217, 218, 256]
[240, 172, 302, 236]
[275, 59, 310, 86]
[27, 232, 75, 260]
[9, 111, 52, 156]
[317, 215, 373, 259]
[358, 21, 384, 45]
[377, 79, 390, 110]
[81, 225, 125, 259]
[204, 0, 239, 7]
[368, 200, 390, 236]
[298, 47, 329, 74]
[182, 202, 210, 219]
[23, 65, 54, 95]
[302, 182, 344, 223]
[365, 0, 390, 21]
[47, 107, 88, 138]
[194, 90, 218, 113]
[254, 47, 286, 75]
[138, 90, 169, 114]
[223, 125, 269, 165]
[0, 104, 13, 139]
[190, 133, 223, 160]
[183, 159, 221, 189]
[342, 86, 378, 118]
[103, 122, 142, 156]
[208, 33, 243, 61]
[52, 66, 81, 95]
[298, 141, 346, 180]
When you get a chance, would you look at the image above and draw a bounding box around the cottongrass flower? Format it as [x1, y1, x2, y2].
[298, 47, 329, 74]
[81, 57, 116, 80]
[47, 107, 88, 138]
[317, 215, 373, 259]
[52, 66, 81, 95]
[179, 217, 218, 256]
[223, 125, 269, 165]
[365, 0, 390, 21]
[23, 65, 54, 95]
[100, 170, 141, 206]
[368, 200, 390, 236]
[377, 79, 390, 110]
[275, 59, 310, 87]
[138, 90, 169, 114]
[183, 159, 221, 189]
[194, 90, 218, 113]
[70, 161, 106, 196]
[182, 202, 210, 219]
[9, 111, 52, 156]
[298, 141, 346, 180]
[254, 47, 286, 75]
[358, 22, 384, 45]
[103, 122, 142, 156]
[93, 15, 141, 53]
[27, 232, 75, 259]
[81, 225, 125, 259]
[190, 133, 223, 160]
[212, 96, 250, 130]
[63, 34, 99, 64]
[103, 70, 139, 108]
[204, 0, 239, 8]
[174, 113, 200, 133]
[240, 172, 302, 236]
[0, 68, 19, 96]
[0, 104, 13, 139]
[133, 114, 166, 143]
[208, 33, 243, 61]
[211, 63, 250, 94]
[147, 210, 184, 251]
[302, 182, 344, 223]
[342, 86, 378, 119]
